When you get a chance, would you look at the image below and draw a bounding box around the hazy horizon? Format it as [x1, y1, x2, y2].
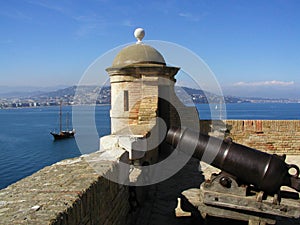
[1, 1, 299, 100]
[0, 83, 299, 100]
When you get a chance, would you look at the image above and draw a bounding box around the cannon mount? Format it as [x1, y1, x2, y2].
[178, 171, 300, 225]
[167, 127, 300, 224]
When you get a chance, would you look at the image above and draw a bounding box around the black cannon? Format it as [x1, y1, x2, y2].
[166, 127, 300, 194]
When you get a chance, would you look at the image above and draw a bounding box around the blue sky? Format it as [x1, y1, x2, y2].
[1, 0, 299, 98]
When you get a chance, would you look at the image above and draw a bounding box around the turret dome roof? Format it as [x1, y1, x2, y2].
[112, 43, 166, 67]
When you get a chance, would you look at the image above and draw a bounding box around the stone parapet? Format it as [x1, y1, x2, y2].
[0, 150, 132, 225]
[200, 120, 300, 154]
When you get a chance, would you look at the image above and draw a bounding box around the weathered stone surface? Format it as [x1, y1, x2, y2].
[0, 150, 132, 225]
[200, 120, 300, 154]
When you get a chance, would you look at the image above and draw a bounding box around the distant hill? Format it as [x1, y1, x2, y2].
[0, 85, 69, 98]
[31, 85, 247, 105]
[0, 91, 46, 98]
[33, 85, 111, 105]
[176, 86, 249, 104]
[1, 85, 298, 109]
[36, 86, 77, 98]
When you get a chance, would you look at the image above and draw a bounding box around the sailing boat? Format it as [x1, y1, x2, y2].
[50, 101, 75, 140]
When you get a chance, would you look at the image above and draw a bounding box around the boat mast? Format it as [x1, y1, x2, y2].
[59, 100, 62, 133]
[66, 112, 69, 131]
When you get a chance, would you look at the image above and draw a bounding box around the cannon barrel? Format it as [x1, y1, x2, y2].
[166, 127, 300, 194]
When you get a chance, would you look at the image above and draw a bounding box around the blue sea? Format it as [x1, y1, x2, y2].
[0, 103, 299, 189]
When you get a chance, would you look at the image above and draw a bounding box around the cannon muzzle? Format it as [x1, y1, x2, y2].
[166, 127, 300, 194]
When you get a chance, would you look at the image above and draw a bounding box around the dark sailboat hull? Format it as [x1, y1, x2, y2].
[50, 131, 75, 140]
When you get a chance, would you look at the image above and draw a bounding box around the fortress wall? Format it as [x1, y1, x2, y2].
[0, 151, 133, 225]
[1, 120, 299, 224]
[200, 120, 300, 154]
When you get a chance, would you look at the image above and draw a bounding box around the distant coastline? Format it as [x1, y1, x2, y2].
[0, 85, 299, 109]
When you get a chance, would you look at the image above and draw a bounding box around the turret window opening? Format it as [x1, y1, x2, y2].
[124, 90, 129, 111]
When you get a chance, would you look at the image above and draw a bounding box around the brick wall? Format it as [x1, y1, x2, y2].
[200, 120, 300, 154]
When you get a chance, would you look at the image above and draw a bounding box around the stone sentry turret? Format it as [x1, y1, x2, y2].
[106, 28, 179, 134]
[101, 28, 173, 163]
[102, 28, 186, 165]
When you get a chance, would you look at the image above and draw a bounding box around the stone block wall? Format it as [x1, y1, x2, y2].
[200, 120, 300, 154]
[0, 151, 132, 225]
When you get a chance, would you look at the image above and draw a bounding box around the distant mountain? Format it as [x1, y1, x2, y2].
[1, 85, 298, 109]
[33, 85, 242, 105]
[15, 85, 262, 104]
[35, 86, 77, 98]
[32, 85, 111, 105]
[0, 91, 46, 98]
[0, 85, 69, 98]
[177, 86, 249, 104]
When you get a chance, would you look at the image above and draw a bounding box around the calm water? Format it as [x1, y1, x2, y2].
[0, 105, 110, 189]
[0, 103, 299, 189]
